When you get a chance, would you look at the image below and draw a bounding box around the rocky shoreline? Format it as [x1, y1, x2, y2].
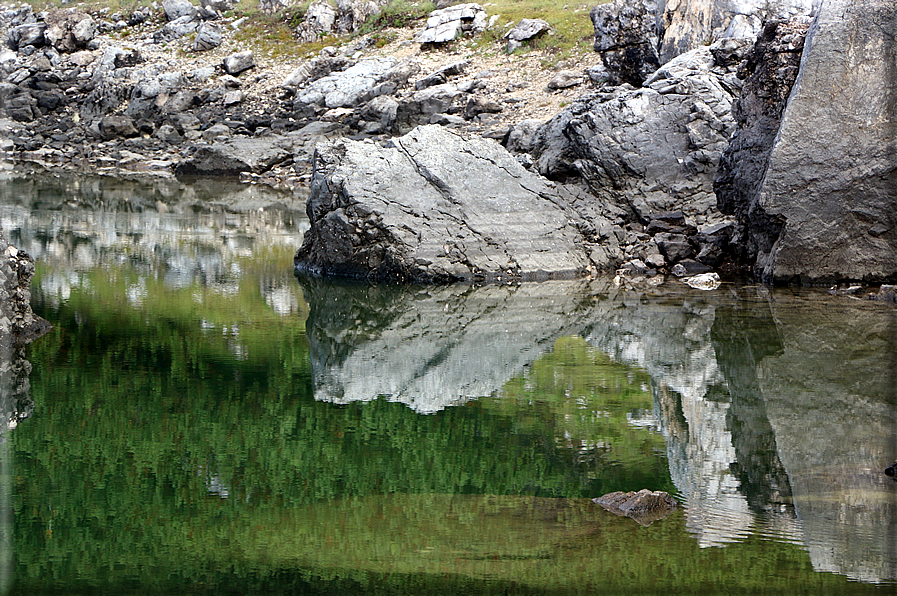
[0, 0, 894, 288]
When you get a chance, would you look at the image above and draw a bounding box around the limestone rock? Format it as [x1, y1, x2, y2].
[504, 18, 550, 53]
[222, 51, 255, 75]
[714, 19, 809, 268]
[593, 489, 679, 526]
[153, 15, 200, 43]
[294, 57, 416, 110]
[281, 54, 353, 89]
[547, 70, 584, 90]
[98, 114, 139, 138]
[163, 0, 198, 21]
[193, 22, 222, 51]
[294, 1, 337, 43]
[735, 0, 897, 283]
[394, 82, 462, 130]
[415, 3, 487, 44]
[414, 60, 467, 90]
[174, 137, 292, 176]
[44, 9, 96, 53]
[8, 23, 46, 50]
[295, 125, 596, 283]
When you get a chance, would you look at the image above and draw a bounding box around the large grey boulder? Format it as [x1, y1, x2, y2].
[531, 40, 748, 226]
[733, 0, 897, 283]
[193, 22, 222, 51]
[7, 23, 46, 50]
[222, 51, 255, 75]
[174, 137, 292, 177]
[163, 0, 198, 21]
[295, 125, 601, 283]
[504, 18, 550, 53]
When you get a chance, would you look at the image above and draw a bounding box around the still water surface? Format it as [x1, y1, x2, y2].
[0, 171, 894, 595]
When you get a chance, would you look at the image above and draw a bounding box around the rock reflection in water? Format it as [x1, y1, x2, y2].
[0, 169, 308, 315]
[744, 291, 897, 584]
[300, 277, 897, 584]
[298, 276, 596, 413]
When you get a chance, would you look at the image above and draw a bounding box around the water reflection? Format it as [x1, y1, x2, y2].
[0, 170, 308, 313]
[0, 171, 894, 592]
[300, 277, 897, 584]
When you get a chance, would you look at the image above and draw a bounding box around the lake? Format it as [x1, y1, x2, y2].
[0, 170, 894, 595]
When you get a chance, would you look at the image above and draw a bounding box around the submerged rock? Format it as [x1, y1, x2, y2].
[295, 125, 601, 283]
[593, 489, 679, 526]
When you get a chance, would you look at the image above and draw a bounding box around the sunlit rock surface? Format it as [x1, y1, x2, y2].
[295, 125, 603, 283]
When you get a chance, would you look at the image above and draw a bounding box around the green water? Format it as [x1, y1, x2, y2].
[0, 172, 895, 594]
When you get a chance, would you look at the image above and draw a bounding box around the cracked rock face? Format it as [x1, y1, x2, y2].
[747, 0, 897, 283]
[531, 41, 747, 227]
[294, 124, 597, 283]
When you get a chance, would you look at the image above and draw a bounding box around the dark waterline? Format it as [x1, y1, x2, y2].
[0, 171, 894, 594]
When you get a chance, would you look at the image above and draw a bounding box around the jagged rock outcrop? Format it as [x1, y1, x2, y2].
[174, 137, 293, 176]
[293, 57, 419, 113]
[659, 0, 820, 63]
[294, 0, 390, 43]
[713, 18, 810, 267]
[531, 39, 749, 228]
[294, 125, 614, 282]
[590, 0, 660, 86]
[728, 0, 897, 283]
